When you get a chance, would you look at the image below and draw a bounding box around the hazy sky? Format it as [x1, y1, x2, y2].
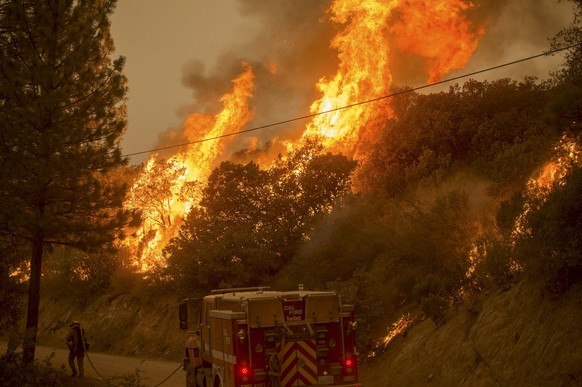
[111, 1, 574, 164]
[110, 0, 246, 163]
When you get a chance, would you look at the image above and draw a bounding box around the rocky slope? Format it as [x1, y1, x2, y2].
[35, 279, 582, 386]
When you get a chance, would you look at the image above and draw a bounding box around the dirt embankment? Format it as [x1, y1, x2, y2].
[361, 280, 582, 386]
[37, 292, 185, 363]
[34, 280, 582, 386]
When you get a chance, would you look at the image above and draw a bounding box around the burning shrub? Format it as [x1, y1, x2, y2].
[469, 235, 516, 291]
[515, 162, 582, 292]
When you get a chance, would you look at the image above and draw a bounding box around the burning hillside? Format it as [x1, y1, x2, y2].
[512, 133, 581, 246]
[124, 0, 485, 271]
[124, 65, 255, 270]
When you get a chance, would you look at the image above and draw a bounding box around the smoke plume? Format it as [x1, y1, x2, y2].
[157, 0, 573, 161]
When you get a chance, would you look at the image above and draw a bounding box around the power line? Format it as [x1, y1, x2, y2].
[123, 43, 579, 158]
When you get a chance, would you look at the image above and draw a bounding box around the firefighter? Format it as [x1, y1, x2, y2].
[65, 320, 88, 377]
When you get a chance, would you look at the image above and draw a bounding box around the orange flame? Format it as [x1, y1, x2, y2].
[183, 64, 255, 181]
[124, 1, 484, 271]
[125, 65, 255, 271]
[512, 134, 581, 245]
[391, 0, 485, 83]
[300, 0, 396, 157]
[301, 0, 483, 158]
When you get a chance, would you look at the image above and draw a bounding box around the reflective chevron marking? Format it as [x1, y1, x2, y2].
[281, 340, 317, 386]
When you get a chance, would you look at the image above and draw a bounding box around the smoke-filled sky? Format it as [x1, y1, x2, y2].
[111, 0, 574, 164]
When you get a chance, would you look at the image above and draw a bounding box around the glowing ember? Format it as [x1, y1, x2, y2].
[379, 314, 413, 348]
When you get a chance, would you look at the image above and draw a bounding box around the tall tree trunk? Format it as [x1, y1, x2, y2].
[22, 237, 43, 364]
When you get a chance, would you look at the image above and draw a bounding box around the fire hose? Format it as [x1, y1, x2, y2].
[150, 363, 183, 387]
[268, 352, 281, 387]
[73, 323, 183, 386]
[79, 327, 105, 381]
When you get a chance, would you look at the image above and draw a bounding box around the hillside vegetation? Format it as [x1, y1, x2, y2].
[23, 66, 582, 385]
[2, 1, 582, 385]
[24, 71, 580, 357]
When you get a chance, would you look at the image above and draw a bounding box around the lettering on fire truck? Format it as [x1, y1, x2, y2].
[179, 287, 361, 387]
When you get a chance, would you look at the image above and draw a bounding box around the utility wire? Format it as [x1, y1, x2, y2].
[123, 43, 580, 158]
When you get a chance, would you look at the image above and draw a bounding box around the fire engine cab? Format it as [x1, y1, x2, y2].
[179, 286, 361, 387]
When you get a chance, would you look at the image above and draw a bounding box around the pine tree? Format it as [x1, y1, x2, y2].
[0, 0, 131, 364]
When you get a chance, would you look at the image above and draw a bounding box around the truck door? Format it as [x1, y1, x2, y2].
[200, 299, 212, 360]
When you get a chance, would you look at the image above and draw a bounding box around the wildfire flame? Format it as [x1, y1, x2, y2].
[512, 134, 581, 244]
[124, 65, 255, 271]
[391, 0, 485, 83]
[300, 0, 483, 157]
[125, 0, 484, 271]
[379, 314, 413, 348]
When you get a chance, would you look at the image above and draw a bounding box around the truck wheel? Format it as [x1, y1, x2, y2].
[186, 364, 196, 387]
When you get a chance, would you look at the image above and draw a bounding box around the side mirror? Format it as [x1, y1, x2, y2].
[179, 301, 188, 330]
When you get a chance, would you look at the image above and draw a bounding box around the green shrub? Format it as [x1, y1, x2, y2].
[471, 236, 517, 291]
[412, 275, 450, 326]
[0, 349, 67, 387]
[43, 247, 121, 305]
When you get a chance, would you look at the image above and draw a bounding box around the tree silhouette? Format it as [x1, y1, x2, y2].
[163, 144, 357, 292]
[0, 0, 131, 363]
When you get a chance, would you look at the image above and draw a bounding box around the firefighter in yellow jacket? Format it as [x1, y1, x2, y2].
[65, 321, 88, 377]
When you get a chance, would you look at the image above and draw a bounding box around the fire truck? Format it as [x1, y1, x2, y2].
[179, 286, 361, 387]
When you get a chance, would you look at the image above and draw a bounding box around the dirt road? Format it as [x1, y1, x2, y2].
[8, 343, 185, 387]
